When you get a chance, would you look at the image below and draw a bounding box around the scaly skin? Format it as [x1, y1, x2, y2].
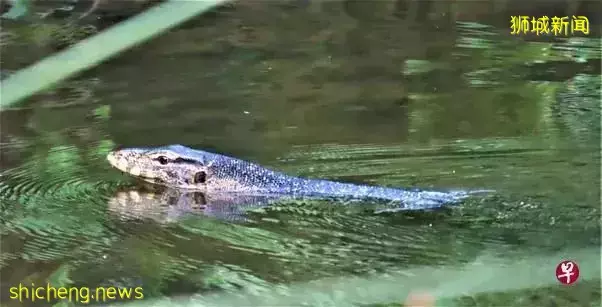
[107, 144, 491, 211]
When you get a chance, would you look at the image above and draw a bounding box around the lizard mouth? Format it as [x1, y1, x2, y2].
[115, 168, 165, 185]
[107, 152, 165, 185]
[137, 176, 166, 186]
[107, 152, 129, 172]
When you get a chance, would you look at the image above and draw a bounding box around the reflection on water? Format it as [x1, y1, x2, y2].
[107, 185, 281, 222]
[1, 2, 600, 306]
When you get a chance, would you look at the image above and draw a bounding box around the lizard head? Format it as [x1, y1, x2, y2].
[107, 145, 214, 190]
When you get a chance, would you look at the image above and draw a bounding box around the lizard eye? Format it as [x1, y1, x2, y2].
[193, 171, 207, 184]
[156, 156, 169, 165]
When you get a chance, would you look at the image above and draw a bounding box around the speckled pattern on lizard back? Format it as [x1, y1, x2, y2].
[107, 144, 492, 211]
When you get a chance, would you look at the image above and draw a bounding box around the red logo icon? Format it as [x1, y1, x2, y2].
[556, 260, 579, 285]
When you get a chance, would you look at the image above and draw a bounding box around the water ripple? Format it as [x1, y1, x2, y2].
[0, 161, 120, 205]
[0, 145, 122, 264]
[257, 209, 472, 275]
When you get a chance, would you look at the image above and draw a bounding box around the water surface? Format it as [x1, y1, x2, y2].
[1, 2, 600, 306]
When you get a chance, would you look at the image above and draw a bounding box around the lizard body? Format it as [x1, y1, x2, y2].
[107, 144, 490, 211]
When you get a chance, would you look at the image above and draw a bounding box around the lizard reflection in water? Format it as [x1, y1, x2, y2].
[107, 144, 492, 219]
[108, 185, 277, 222]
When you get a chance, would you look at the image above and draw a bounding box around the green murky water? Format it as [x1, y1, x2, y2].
[1, 2, 600, 306]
